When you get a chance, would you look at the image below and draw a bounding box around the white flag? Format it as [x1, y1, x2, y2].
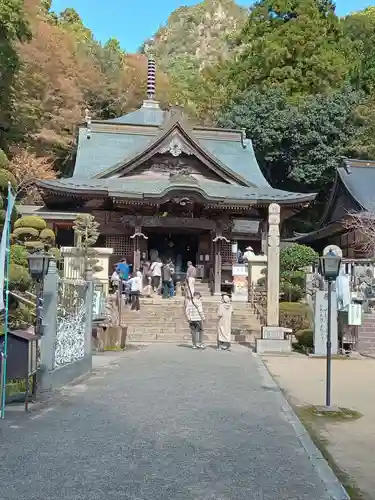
[0, 187, 16, 311]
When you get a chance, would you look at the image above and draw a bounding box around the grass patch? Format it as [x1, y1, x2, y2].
[299, 405, 362, 421]
[295, 404, 368, 499]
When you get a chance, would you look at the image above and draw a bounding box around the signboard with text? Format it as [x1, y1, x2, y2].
[314, 290, 338, 356]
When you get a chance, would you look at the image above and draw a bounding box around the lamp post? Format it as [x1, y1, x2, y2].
[27, 252, 51, 337]
[319, 249, 341, 407]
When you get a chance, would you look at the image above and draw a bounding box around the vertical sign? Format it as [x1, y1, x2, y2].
[314, 290, 338, 356]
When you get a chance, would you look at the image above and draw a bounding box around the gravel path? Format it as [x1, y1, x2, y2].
[0, 345, 338, 499]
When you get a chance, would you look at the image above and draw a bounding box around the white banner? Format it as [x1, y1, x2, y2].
[0, 187, 16, 311]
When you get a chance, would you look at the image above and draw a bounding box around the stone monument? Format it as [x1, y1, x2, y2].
[256, 203, 292, 353]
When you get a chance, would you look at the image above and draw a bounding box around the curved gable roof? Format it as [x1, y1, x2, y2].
[94, 113, 253, 186]
[338, 159, 375, 212]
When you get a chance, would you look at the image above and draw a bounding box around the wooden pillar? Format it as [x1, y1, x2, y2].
[261, 220, 268, 255]
[214, 242, 222, 295]
[212, 226, 229, 296]
[266, 203, 281, 326]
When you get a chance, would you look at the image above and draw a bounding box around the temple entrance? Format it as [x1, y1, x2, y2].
[147, 230, 199, 271]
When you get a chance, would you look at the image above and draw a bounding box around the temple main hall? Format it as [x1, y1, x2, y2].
[30, 60, 315, 292]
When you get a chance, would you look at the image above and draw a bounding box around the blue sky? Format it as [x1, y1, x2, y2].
[51, 0, 375, 52]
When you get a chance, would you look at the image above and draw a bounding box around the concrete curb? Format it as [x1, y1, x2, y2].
[253, 352, 350, 500]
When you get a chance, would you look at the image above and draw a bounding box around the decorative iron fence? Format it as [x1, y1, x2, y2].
[54, 279, 87, 368]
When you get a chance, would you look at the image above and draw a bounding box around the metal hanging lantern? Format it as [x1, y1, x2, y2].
[319, 250, 341, 282]
[27, 252, 51, 281]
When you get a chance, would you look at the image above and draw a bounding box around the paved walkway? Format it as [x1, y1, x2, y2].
[0, 345, 343, 500]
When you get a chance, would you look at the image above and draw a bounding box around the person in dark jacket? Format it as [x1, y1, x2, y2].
[162, 258, 175, 299]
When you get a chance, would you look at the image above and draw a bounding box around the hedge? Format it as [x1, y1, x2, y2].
[279, 302, 311, 333]
[295, 329, 314, 351]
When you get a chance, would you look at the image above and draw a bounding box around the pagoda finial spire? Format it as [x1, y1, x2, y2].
[147, 57, 156, 100]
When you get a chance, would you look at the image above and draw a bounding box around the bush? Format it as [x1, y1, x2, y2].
[280, 244, 318, 302]
[10, 244, 28, 266]
[12, 227, 40, 240]
[14, 216, 46, 231]
[280, 244, 318, 271]
[8, 264, 32, 292]
[40, 228, 56, 242]
[24, 241, 45, 250]
[295, 329, 313, 351]
[8, 303, 34, 330]
[0, 168, 16, 191]
[279, 302, 311, 333]
[0, 150, 8, 170]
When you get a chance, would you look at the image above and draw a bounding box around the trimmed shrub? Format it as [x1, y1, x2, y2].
[14, 216, 47, 231]
[0, 168, 16, 191]
[279, 302, 311, 333]
[280, 244, 318, 302]
[12, 227, 40, 240]
[8, 264, 32, 292]
[10, 244, 28, 266]
[40, 227, 56, 242]
[24, 241, 45, 250]
[295, 329, 313, 351]
[0, 150, 8, 169]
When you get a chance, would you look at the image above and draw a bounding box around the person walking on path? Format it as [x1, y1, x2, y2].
[185, 291, 205, 349]
[162, 258, 175, 299]
[150, 258, 162, 293]
[128, 271, 141, 311]
[186, 261, 197, 298]
[217, 294, 233, 351]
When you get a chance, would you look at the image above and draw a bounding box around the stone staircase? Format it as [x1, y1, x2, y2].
[123, 281, 261, 345]
[358, 312, 375, 357]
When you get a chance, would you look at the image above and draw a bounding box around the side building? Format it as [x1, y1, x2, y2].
[290, 159, 375, 257]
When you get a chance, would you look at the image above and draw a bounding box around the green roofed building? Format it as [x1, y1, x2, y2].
[33, 59, 315, 290]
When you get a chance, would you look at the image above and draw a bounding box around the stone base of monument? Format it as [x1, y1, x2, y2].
[255, 326, 292, 354]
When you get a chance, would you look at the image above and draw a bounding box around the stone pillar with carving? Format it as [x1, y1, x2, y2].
[212, 225, 230, 296]
[266, 203, 281, 326]
[130, 217, 148, 271]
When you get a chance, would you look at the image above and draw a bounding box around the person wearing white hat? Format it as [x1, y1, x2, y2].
[243, 246, 255, 262]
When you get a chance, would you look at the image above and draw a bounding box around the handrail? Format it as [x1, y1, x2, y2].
[8, 291, 36, 314]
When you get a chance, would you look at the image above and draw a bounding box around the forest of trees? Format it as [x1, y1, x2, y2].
[2, 0, 375, 226]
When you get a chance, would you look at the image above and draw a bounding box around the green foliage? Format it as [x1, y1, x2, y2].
[0, 149, 9, 169]
[0, 0, 31, 147]
[73, 214, 99, 248]
[295, 329, 314, 352]
[23, 241, 45, 250]
[11, 216, 56, 255]
[14, 216, 47, 231]
[10, 244, 28, 266]
[0, 168, 16, 191]
[12, 226, 40, 240]
[280, 244, 319, 272]
[40, 228, 56, 243]
[8, 263, 32, 292]
[146, 0, 246, 73]
[72, 213, 102, 274]
[8, 303, 34, 330]
[279, 302, 311, 333]
[217, 87, 362, 190]
[279, 244, 318, 301]
[228, 0, 354, 99]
